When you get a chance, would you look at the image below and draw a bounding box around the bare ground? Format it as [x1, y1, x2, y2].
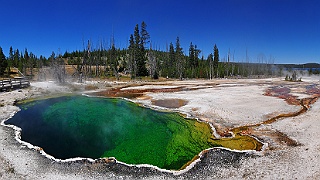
[0, 76, 320, 179]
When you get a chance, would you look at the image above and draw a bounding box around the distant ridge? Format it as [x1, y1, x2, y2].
[276, 63, 320, 69]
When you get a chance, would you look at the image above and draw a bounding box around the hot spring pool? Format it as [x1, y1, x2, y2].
[5, 95, 221, 170]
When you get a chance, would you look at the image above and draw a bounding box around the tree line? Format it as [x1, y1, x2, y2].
[0, 46, 48, 77]
[1, 21, 286, 82]
[60, 22, 229, 81]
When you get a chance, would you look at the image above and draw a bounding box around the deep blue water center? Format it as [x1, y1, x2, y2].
[7, 96, 111, 159]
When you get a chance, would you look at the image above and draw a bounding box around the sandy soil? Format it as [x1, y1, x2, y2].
[0, 77, 320, 179]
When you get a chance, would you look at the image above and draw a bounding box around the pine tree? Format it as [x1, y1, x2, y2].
[13, 49, 20, 68]
[140, 21, 150, 48]
[128, 34, 136, 79]
[134, 24, 143, 77]
[168, 42, 175, 78]
[175, 37, 184, 80]
[0, 47, 7, 76]
[188, 42, 195, 69]
[140, 21, 150, 77]
[134, 24, 141, 49]
[9, 46, 13, 61]
[187, 42, 195, 78]
[7, 46, 14, 76]
[28, 52, 36, 77]
[133, 23, 148, 77]
[194, 45, 200, 68]
[17, 50, 23, 73]
[187, 42, 201, 78]
[23, 49, 29, 75]
[213, 44, 219, 77]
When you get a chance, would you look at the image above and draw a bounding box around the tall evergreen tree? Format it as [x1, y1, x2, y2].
[168, 42, 175, 78]
[188, 42, 195, 78]
[19, 52, 24, 74]
[28, 52, 36, 76]
[23, 49, 29, 75]
[194, 45, 200, 68]
[187, 42, 201, 78]
[133, 23, 148, 77]
[213, 44, 219, 77]
[140, 22, 149, 76]
[9, 46, 14, 61]
[13, 49, 20, 68]
[128, 34, 136, 79]
[140, 21, 150, 48]
[188, 42, 195, 69]
[0, 47, 7, 76]
[7, 46, 14, 76]
[134, 24, 141, 49]
[175, 37, 184, 80]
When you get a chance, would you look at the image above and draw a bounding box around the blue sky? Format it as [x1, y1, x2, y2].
[0, 0, 319, 64]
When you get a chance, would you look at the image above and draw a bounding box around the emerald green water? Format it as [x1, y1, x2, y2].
[5, 95, 218, 170]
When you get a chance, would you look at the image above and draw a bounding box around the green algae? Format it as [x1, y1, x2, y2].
[6, 95, 262, 170]
[102, 114, 218, 170]
[213, 135, 262, 151]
